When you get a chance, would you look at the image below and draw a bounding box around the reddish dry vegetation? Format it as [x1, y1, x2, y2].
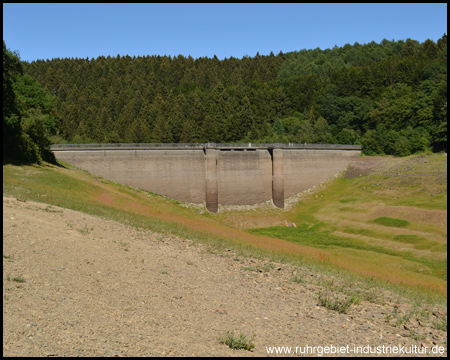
[93, 187, 446, 296]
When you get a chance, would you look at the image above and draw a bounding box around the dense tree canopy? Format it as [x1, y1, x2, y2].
[3, 41, 56, 163]
[4, 35, 447, 161]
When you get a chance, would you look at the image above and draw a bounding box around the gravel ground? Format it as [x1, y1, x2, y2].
[3, 196, 447, 357]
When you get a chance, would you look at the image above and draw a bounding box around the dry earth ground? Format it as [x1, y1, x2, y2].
[3, 196, 447, 357]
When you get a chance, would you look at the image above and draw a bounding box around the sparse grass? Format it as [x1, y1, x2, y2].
[413, 307, 430, 322]
[408, 329, 426, 341]
[77, 224, 93, 235]
[392, 235, 427, 244]
[316, 291, 359, 314]
[432, 319, 447, 332]
[44, 205, 62, 213]
[290, 275, 304, 284]
[362, 289, 382, 304]
[118, 241, 129, 251]
[3, 254, 13, 259]
[349, 294, 362, 305]
[260, 263, 274, 272]
[7, 274, 25, 283]
[395, 314, 410, 327]
[219, 331, 255, 351]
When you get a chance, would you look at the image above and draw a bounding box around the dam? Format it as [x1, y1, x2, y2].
[50, 143, 362, 212]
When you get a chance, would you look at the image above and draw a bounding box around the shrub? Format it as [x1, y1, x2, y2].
[219, 331, 255, 351]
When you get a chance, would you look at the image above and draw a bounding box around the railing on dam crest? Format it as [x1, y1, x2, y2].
[50, 143, 362, 151]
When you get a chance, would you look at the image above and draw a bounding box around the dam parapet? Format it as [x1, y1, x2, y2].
[51, 143, 361, 212]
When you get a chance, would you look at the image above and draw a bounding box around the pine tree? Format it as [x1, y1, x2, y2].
[232, 95, 254, 140]
[179, 118, 198, 143]
[401, 38, 418, 58]
[151, 114, 173, 143]
[273, 117, 285, 135]
[125, 118, 151, 143]
[421, 39, 440, 60]
[200, 115, 215, 143]
[114, 100, 135, 142]
[171, 94, 188, 142]
[93, 106, 111, 142]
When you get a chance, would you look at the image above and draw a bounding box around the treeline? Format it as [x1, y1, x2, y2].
[278, 37, 447, 154]
[6, 35, 448, 163]
[23, 51, 288, 145]
[3, 41, 56, 163]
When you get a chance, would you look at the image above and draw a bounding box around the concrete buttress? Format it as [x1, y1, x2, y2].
[205, 148, 219, 213]
[272, 148, 284, 209]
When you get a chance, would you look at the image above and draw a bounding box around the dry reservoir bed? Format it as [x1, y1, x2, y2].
[3, 196, 447, 357]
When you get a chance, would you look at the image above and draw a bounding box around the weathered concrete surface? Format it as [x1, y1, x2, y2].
[54, 149, 206, 203]
[282, 149, 361, 198]
[52, 147, 361, 212]
[217, 150, 272, 206]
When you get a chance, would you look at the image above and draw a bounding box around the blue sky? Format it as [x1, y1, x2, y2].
[3, 3, 447, 62]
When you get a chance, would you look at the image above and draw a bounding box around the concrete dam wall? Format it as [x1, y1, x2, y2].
[51, 144, 361, 212]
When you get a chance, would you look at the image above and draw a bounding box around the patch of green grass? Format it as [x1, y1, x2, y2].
[413, 241, 446, 252]
[373, 217, 411, 227]
[397, 194, 447, 210]
[248, 223, 350, 249]
[219, 331, 255, 351]
[392, 235, 427, 244]
[248, 224, 447, 281]
[339, 197, 358, 204]
[249, 224, 391, 254]
[342, 226, 388, 239]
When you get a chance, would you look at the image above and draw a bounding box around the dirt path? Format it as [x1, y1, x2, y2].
[3, 196, 447, 356]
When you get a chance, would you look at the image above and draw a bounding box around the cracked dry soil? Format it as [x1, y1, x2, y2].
[3, 196, 447, 357]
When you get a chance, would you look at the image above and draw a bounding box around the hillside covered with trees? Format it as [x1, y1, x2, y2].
[4, 36, 447, 163]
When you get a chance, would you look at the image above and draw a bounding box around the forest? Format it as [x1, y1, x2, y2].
[3, 35, 447, 163]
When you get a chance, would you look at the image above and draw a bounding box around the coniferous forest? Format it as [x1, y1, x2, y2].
[3, 36, 447, 163]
